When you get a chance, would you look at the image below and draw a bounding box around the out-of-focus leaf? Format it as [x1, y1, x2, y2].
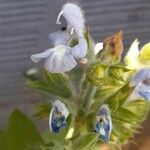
[7, 109, 44, 150]
[42, 128, 69, 150]
[125, 100, 149, 122]
[0, 130, 8, 150]
[34, 102, 50, 119]
[26, 70, 72, 99]
[73, 133, 98, 150]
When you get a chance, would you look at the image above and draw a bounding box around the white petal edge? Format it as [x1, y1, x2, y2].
[95, 43, 103, 55]
[31, 48, 53, 63]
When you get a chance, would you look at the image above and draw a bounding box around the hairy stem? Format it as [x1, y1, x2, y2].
[83, 83, 97, 110]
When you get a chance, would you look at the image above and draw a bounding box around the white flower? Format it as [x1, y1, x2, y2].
[31, 30, 87, 73]
[129, 69, 150, 101]
[56, 3, 85, 37]
[31, 3, 88, 73]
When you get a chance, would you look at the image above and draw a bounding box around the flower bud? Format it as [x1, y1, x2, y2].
[94, 104, 112, 142]
[86, 63, 108, 86]
[97, 31, 123, 64]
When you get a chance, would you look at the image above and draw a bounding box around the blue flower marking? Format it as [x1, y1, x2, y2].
[49, 100, 69, 133]
[94, 104, 112, 142]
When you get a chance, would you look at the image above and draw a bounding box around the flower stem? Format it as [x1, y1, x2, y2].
[83, 83, 97, 110]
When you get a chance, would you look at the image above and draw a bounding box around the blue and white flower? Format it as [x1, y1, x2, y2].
[94, 104, 112, 142]
[129, 69, 150, 101]
[49, 100, 69, 133]
[31, 3, 87, 73]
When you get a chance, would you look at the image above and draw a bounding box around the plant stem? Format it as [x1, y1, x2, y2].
[83, 83, 97, 111]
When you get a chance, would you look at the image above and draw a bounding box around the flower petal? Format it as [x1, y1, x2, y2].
[139, 91, 150, 101]
[95, 43, 103, 55]
[57, 3, 85, 37]
[71, 37, 87, 59]
[31, 48, 53, 63]
[49, 30, 71, 46]
[44, 45, 77, 73]
[139, 43, 150, 61]
[129, 69, 150, 101]
[130, 69, 150, 87]
[124, 39, 140, 69]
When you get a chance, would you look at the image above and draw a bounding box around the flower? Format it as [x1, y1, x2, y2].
[94, 104, 112, 142]
[56, 3, 85, 37]
[31, 3, 87, 73]
[31, 30, 77, 73]
[49, 100, 69, 133]
[124, 40, 150, 70]
[129, 69, 150, 101]
[31, 29, 87, 73]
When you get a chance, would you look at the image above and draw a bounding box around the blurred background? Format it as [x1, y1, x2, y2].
[0, 0, 150, 149]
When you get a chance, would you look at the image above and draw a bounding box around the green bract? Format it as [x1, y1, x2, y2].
[86, 63, 132, 86]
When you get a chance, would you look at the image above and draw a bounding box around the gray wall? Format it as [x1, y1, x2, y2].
[0, 0, 150, 149]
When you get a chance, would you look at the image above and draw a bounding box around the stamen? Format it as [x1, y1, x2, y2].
[70, 28, 74, 35]
[56, 10, 64, 25]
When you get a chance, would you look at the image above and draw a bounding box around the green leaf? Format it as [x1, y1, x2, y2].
[125, 100, 149, 123]
[73, 133, 98, 150]
[94, 84, 123, 102]
[42, 128, 71, 150]
[7, 109, 44, 150]
[34, 102, 50, 119]
[0, 130, 8, 150]
[26, 70, 72, 99]
[84, 29, 95, 61]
